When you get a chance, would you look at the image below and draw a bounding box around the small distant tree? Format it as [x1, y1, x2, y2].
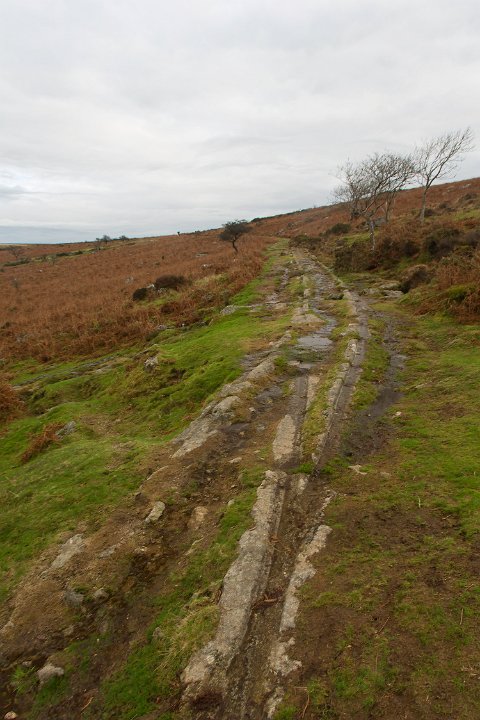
[220, 220, 250, 253]
[94, 234, 111, 251]
[8, 245, 24, 261]
[414, 128, 474, 222]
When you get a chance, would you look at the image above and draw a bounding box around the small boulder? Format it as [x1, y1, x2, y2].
[152, 626, 164, 642]
[188, 506, 208, 531]
[37, 663, 64, 685]
[220, 305, 240, 316]
[64, 589, 84, 608]
[51, 534, 84, 570]
[93, 588, 109, 603]
[56, 420, 77, 438]
[5, 712, 18, 719]
[144, 356, 158, 372]
[144, 501, 166, 525]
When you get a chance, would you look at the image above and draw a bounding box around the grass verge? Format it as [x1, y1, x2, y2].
[283, 306, 480, 719]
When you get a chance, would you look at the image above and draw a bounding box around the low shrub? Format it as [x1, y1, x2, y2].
[0, 378, 23, 424]
[154, 274, 187, 291]
[328, 222, 351, 235]
[21, 422, 63, 463]
[132, 287, 149, 301]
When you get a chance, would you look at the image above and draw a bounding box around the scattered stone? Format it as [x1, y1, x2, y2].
[99, 544, 119, 558]
[51, 534, 84, 570]
[229, 457, 242, 464]
[294, 474, 309, 495]
[144, 501, 166, 524]
[189, 506, 208, 531]
[55, 420, 77, 438]
[211, 395, 241, 418]
[395, 411, 402, 417]
[5, 711, 18, 719]
[98, 619, 110, 635]
[63, 625, 75, 637]
[220, 305, 240, 316]
[93, 588, 109, 603]
[247, 358, 275, 382]
[152, 626, 164, 642]
[37, 663, 64, 685]
[144, 356, 158, 372]
[349, 464, 367, 475]
[379, 281, 400, 291]
[64, 589, 84, 608]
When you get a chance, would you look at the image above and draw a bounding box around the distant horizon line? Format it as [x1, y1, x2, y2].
[1, 174, 478, 245]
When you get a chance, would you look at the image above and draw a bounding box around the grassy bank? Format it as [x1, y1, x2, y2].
[0, 242, 291, 603]
[279, 304, 480, 719]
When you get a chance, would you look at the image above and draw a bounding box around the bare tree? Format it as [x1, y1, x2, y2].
[380, 153, 416, 221]
[333, 160, 366, 220]
[220, 220, 250, 253]
[414, 128, 474, 222]
[7, 245, 25, 261]
[334, 152, 415, 248]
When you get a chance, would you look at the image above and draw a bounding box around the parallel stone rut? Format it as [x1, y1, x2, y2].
[183, 252, 369, 719]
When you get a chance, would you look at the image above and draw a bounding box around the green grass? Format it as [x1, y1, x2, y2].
[89, 467, 265, 720]
[295, 309, 480, 719]
[274, 705, 298, 720]
[453, 207, 480, 221]
[352, 316, 389, 409]
[340, 231, 370, 246]
[0, 244, 292, 601]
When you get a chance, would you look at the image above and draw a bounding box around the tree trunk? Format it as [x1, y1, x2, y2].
[368, 219, 376, 251]
[419, 186, 427, 223]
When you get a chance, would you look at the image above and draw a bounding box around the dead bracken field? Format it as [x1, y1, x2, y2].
[2, 177, 479, 365]
[0, 231, 271, 362]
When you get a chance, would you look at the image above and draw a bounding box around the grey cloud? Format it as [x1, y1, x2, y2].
[0, 0, 479, 242]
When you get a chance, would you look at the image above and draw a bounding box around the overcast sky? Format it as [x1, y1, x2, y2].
[1, 0, 479, 243]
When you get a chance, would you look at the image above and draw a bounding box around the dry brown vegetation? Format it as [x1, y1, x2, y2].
[0, 378, 23, 423]
[2, 178, 479, 364]
[257, 177, 480, 239]
[0, 231, 271, 362]
[20, 422, 63, 463]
